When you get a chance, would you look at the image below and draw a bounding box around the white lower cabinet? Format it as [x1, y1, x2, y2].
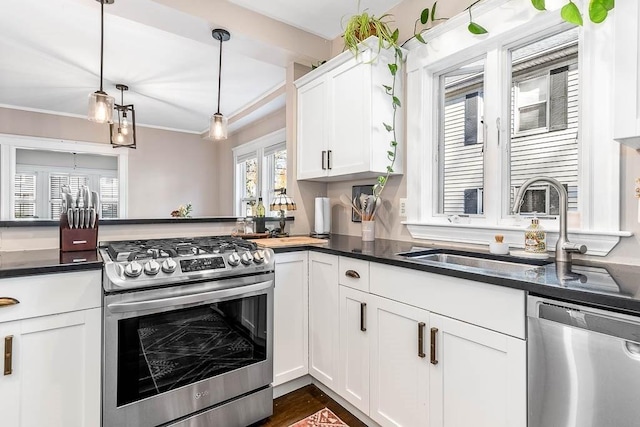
[273, 252, 309, 386]
[308, 252, 340, 389]
[337, 285, 370, 414]
[429, 313, 526, 427]
[0, 308, 101, 427]
[369, 294, 430, 427]
[0, 270, 102, 427]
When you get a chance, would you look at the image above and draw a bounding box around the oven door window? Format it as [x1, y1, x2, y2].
[117, 294, 268, 407]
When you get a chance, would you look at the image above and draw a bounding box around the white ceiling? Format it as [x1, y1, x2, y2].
[0, 0, 400, 134]
[227, 0, 403, 39]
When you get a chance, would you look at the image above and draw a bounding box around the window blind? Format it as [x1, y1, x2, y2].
[100, 177, 119, 219]
[14, 173, 37, 218]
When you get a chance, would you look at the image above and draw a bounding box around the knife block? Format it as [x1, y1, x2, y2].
[59, 213, 99, 252]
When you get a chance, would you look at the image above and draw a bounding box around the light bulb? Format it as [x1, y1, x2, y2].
[88, 91, 114, 124]
[116, 129, 125, 144]
[121, 115, 129, 135]
[95, 101, 108, 122]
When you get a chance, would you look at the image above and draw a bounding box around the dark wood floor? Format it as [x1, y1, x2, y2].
[256, 384, 368, 427]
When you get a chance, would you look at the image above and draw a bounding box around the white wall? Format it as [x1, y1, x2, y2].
[0, 107, 220, 218]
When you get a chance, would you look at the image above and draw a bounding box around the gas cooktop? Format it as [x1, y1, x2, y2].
[100, 236, 274, 292]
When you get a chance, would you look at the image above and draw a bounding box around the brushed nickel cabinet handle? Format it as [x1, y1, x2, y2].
[430, 327, 439, 365]
[345, 270, 360, 279]
[360, 302, 367, 332]
[4, 336, 13, 375]
[418, 322, 426, 358]
[321, 151, 327, 170]
[0, 297, 20, 307]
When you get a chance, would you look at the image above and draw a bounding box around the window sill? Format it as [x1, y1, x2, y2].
[403, 221, 632, 256]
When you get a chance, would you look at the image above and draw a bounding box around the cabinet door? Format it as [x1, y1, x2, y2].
[327, 58, 371, 176]
[308, 252, 339, 388]
[273, 252, 309, 386]
[429, 313, 526, 427]
[369, 295, 429, 427]
[338, 286, 370, 414]
[297, 78, 328, 180]
[0, 308, 101, 427]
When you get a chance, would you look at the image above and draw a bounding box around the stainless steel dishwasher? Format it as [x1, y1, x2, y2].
[528, 296, 640, 427]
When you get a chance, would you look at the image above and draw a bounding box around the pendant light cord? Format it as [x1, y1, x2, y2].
[216, 37, 223, 114]
[100, 0, 105, 92]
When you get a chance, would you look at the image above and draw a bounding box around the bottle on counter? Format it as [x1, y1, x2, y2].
[255, 197, 266, 233]
[524, 215, 547, 253]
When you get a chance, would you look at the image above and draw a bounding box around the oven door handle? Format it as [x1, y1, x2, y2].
[107, 280, 273, 313]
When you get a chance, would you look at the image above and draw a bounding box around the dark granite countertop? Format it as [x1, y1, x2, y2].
[0, 216, 294, 227]
[0, 250, 103, 278]
[273, 234, 640, 316]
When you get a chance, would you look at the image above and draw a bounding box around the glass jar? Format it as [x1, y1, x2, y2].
[235, 218, 246, 234]
[245, 218, 255, 234]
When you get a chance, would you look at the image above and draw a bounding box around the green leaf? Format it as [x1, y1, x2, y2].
[386, 166, 394, 173]
[382, 84, 392, 93]
[431, 2, 438, 22]
[468, 22, 488, 35]
[392, 96, 402, 107]
[531, 0, 546, 11]
[388, 63, 398, 75]
[390, 141, 398, 147]
[415, 32, 426, 44]
[383, 123, 393, 132]
[600, 0, 614, 10]
[395, 47, 404, 61]
[561, 1, 583, 26]
[420, 8, 430, 25]
[392, 28, 399, 42]
[589, 0, 608, 23]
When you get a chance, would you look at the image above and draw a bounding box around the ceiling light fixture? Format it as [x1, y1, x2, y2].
[110, 84, 137, 149]
[88, 0, 115, 124]
[208, 29, 231, 140]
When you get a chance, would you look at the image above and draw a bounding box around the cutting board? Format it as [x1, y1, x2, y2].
[249, 236, 328, 248]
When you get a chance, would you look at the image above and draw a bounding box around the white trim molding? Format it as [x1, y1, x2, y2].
[404, 0, 627, 256]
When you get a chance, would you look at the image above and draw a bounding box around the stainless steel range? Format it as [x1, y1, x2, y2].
[100, 236, 275, 427]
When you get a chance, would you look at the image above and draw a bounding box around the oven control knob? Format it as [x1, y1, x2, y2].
[144, 260, 160, 276]
[161, 258, 177, 273]
[227, 252, 241, 267]
[124, 261, 143, 278]
[252, 250, 265, 264]
[240, 252, 253, 266]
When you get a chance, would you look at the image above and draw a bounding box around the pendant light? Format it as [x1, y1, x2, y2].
[208, 29, 231, 140]
[88, 0, 115, 124]
[110, 84, 137, 148]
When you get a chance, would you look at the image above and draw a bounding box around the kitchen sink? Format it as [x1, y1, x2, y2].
[397, 249, 552, 276]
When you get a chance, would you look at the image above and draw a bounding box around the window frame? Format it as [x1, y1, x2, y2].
[0, 134, 128, 220]
[514, 74, 549, 135]
[232, 129, 286, 217]
[402, 0, 628, 256]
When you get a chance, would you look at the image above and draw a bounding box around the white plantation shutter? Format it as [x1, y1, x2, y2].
[100, 176, 119, 218]
[49, 174, 90, 219]
[14, 173, 37, 218]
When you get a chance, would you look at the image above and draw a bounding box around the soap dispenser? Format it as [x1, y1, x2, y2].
[524, 215, 547, 253]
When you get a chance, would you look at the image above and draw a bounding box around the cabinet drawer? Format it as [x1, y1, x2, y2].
[339, 257, 369, 292]
[0, 271, 101, 323]
[370, 263, 525, 339]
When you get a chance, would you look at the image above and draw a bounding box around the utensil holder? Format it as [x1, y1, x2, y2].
[60, 213, 99, 252]
[362, 220, 375, 242]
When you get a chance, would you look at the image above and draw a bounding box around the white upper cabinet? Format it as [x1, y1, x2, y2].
[295, 37, 404, 181]
[613, 0, 640, 149]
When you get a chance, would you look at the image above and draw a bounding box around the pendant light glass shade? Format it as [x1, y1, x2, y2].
[208, 29, 230, 141]
[88, 91, 114, 124]
[208, 113, 228, 140]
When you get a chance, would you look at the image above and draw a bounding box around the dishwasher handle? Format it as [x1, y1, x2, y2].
[534, 300, 640, 344]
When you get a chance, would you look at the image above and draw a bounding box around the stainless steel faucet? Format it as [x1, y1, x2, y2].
[511, 176, 587, 264]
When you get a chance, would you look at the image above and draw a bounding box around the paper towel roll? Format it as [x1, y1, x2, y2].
[314, 197, 324, 234]
[314, 197, 331, 234]
[322, 197, 331, 233]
